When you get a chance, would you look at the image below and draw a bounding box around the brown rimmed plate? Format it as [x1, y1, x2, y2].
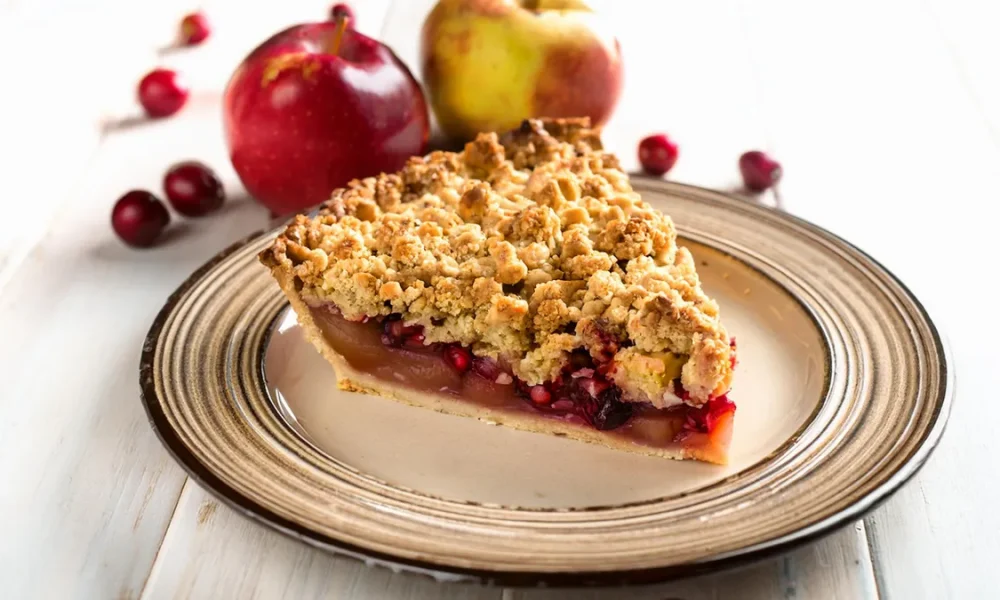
[140, 180, 951, 587]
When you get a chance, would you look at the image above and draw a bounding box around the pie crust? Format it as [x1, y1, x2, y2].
[261, 118, 736, 463]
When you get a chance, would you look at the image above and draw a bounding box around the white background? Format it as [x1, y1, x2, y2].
[0, 0, 996, 598]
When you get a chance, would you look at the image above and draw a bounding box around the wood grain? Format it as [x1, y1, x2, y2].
[0, 108, 270, 599]
[506, 524, 876, 600]
[0, 0, 201, 294]
[737, 2, 998, 598]
[142, 483, 502, 600]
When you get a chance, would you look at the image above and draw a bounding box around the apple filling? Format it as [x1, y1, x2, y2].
[307, 303, 735, 461]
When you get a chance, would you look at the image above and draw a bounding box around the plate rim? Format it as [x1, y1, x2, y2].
[139, 180, 953, 587]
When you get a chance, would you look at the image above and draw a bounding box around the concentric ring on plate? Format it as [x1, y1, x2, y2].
[140, 179, 951, 586]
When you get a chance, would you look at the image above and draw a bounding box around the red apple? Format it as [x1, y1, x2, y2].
[223, 19, 429, 216]
[421, 0, 623, 141]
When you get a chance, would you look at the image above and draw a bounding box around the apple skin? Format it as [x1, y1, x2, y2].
[420, 0, 623, 141]
[224, 22, 429, 216]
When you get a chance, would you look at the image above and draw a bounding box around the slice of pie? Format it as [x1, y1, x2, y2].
[260, 118, 737, 464]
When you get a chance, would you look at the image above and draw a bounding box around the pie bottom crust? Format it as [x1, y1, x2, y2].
[272, 269, 729, 463]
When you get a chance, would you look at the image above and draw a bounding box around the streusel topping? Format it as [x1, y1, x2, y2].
[261, 118, 733, 403]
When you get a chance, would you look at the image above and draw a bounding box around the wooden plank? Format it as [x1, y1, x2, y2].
[922, 0, 1000, 147]
[145, 488, 876, 600]
[865, 0, 1000, 593]
[0, 101, 269, 597]
[0, 3, 279, 597]
[0, 0, 389, 297]
[141, 482, 502, 600]
[0, 3, 229, 598]
[0, 0, 201, 295]
[506, 523, 876, 600]
[737, 1, 1000, 598]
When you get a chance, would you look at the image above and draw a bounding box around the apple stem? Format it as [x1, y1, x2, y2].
[329, 15, 350, 56]
[523, 0, 540, 9]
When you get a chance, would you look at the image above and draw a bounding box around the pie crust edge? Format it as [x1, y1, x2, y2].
[269, 267, 730, 462]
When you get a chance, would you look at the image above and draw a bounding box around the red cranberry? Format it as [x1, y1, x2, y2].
[179, 12, 211, 45]
[330, 3, 354, 22]
[739, 150, 782, 192]
[683, 395, 736, 433]
[111, 190, 170, 248]
[444, 346, 471, 373]
[385, 320, 421, 339]
[163, 161, 225, 216]
[385, 320, 403, 339]
[403, 333, 426, 348]
[551, 399, 576, 412]
[672, 379, 691, 402]
[529, 386, 552, 405]
[590, 386, 632, 430]
[638, 134, 679, 176]
[138, 69, 189, 118]
[471, 357, 502, 381]
[577, 377, 611, 398]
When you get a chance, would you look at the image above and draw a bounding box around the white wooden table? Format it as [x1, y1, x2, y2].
[1, 1, 996, 598]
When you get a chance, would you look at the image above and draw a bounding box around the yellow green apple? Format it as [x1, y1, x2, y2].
[420, 0, 623, 141]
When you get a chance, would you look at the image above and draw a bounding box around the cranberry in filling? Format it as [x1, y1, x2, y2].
[513, 351, 634, 431]
[307, 304, 735, 452]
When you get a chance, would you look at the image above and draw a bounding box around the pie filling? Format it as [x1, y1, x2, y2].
[308, 303, 735, 461]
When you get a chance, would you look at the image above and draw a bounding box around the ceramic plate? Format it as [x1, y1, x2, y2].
[141, 180, 951, 586]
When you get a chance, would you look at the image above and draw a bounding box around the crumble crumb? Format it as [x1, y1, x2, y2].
[261, 118, 733, 402]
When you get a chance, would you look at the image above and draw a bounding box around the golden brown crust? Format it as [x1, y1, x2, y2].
[260, 118, 733, 404]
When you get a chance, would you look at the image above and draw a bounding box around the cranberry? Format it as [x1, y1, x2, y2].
[683, 395, 736, 433]
[672, 379, 691, 402]
[591, 387, 632, 431]
[638, 134, 679, 176]
[739, 150, 782, 192]
[137, 69, 189, 118]
[515, 364, 635, 430]
[179, 12, 211, 45]
[163, 161, 225, 216]
[569, 381, 629, 430]
[330, 3, 354, 22]
[577, 377, 610, 398]
[403, 332, 426, 348]
[551, 399, 576, 412]
[384, 319, 402, 339]
[111, 190, 170, 248]
[529, 386, 552, 405]
[381, 316, 425, 347]
[444, 346, 471, 373]
[471, 357, 501, 381]
[385, 319, 421, 339]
